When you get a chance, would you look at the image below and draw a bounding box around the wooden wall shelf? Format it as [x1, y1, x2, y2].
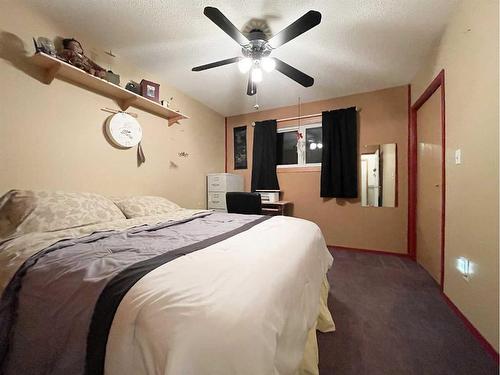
[32, 52, 188, 126]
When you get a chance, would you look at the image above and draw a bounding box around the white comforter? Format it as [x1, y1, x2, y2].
[105, 215, 333, 375]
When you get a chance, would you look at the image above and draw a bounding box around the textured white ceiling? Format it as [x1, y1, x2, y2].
[25, 0, 458, 116]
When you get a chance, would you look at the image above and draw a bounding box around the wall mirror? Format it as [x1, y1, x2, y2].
[360, 143, 397, 207]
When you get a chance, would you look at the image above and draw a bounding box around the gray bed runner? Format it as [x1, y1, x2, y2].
[0, 212, 268, 375]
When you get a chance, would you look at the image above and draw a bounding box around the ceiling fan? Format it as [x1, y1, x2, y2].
[192, 7, 322, 96]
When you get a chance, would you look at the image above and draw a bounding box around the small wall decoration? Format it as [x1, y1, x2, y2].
[233, 126, 247, 169]
[105, 112, 143, 148]
[296, 130, 306, 164]
[140, 79, 160, 102]
[104, 111, 146, 166]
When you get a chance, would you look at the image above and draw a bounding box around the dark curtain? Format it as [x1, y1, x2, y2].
[251, 119, 280, 192]
[321, 107, 358, 198]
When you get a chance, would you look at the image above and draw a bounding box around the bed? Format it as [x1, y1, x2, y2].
[0, 190, 334, 375]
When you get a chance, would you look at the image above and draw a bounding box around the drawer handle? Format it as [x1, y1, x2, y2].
[212, 200, 220, 204]
[212, 183, 220, 187]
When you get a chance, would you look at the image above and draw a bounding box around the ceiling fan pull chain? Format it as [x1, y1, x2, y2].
[254, 90, 259, 110]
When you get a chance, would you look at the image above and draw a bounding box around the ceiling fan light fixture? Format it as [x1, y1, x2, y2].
[251, 67, 263, 83]
[261, 57, 276, 72]
[193, 7, 322, 96]
[238, 58, 252, 73]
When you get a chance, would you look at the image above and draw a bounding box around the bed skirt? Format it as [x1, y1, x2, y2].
[299, 276, 335, 375]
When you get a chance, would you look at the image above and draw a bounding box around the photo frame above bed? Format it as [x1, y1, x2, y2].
[233, 126, 247, 169]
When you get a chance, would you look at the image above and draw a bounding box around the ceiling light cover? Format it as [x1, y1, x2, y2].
[261, 57, 276, 72]
[238, 58, 252, 73]
[251, 67, 263, 83]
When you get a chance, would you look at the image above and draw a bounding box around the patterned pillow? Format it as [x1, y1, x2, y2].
[0, 190, 125, 240]
[110, 196, 181, 218]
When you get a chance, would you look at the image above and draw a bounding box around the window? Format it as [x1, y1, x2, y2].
[277, 124, 322, 167]
[305, 127, 323, 164]
[276, 130, 298, 165]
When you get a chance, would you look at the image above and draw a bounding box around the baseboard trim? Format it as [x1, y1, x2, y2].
[441, 292, 499, 364]
[328, 245, 409, 258]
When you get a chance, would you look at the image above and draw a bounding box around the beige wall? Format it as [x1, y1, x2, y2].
[411, 0, 499, 351]
[0, 1, 225, 208]
[227, 86, 409, 253]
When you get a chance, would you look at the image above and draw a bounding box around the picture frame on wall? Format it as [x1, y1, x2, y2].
[233, 126, 247, 169]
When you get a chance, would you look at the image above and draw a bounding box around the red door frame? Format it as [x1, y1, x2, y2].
[408, 69, 446, 289]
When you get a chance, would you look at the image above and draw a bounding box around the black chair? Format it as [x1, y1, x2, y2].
[225, 192, 262, 215]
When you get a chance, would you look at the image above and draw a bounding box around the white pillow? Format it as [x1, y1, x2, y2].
[110, 196, 181, 218]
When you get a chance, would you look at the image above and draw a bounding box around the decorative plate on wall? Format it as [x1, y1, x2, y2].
[105, 112, 143, 148]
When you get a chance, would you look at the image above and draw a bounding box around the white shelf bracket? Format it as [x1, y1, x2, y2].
[45, 62, 61, 84]
[168, 115, 184, 126]
[119, 98, 136, 111]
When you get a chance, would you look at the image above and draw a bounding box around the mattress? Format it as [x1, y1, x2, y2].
[0, 211, 333, 375]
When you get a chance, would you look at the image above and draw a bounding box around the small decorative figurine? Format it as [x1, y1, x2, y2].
[33, 37, 57, 56]
[105, 70, 120, 85]
[161, 97, 174, 108]
[58, 38, 106, 79]
[125, 81, 141, 95]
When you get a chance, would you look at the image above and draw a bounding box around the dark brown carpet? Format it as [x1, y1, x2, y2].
[318, 248, 499, 375]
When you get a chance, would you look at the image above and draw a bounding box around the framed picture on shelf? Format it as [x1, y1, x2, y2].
[140, 79, 160, 102]
[233, 126, 247, 169]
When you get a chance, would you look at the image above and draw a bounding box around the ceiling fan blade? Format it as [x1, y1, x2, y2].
[192, 57, 241, 71]
[247, 72, 257, 96]
[204, 7, 249, 46]
[268, 10, 321, 49]
[273, 58, 314, 87]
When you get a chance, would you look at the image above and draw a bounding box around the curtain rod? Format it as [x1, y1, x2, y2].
[251, 106, 361, 127]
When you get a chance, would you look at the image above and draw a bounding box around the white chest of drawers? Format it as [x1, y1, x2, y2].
[207, 173, 244, 211]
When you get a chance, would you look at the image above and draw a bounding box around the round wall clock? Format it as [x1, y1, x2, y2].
[105, 112, 143, 148]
